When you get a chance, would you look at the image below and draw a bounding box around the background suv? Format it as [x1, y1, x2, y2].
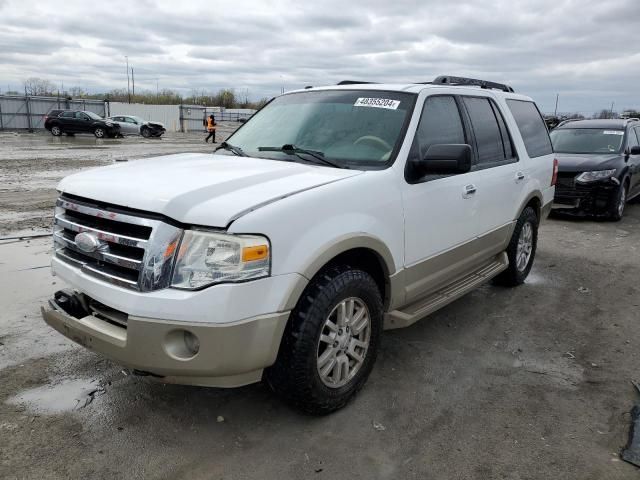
[550, 118, 640, 220]
[44, 110, 121, 138]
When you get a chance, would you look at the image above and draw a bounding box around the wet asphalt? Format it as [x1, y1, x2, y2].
[0, 131, 639, 479]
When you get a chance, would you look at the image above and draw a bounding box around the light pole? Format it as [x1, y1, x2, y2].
[125, 56, 131, 104]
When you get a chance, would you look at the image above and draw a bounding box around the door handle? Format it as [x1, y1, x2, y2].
[463, 184, 476, 198]
[516, 171, 526, 182]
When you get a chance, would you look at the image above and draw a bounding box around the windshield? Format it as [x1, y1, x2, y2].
[130, 116, 145, 123]
[550, 128, 625, 154]
[224, 90, 416, 168]
[85, 111, 103, 120]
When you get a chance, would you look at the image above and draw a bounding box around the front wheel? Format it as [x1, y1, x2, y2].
[608, 181, 627, 221]
[266, 266, 383, 415]
[50, 125, 62, 136]
[495, 206, 538, 286]
[141, 127, 151, 138]
[94, 127, 105, 138]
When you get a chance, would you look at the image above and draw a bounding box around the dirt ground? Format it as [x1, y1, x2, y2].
[0, 131, 639, 479]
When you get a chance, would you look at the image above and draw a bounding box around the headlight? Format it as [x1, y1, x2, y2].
[105, 122, 113, 127]
[171, 231, 270, 289]
[576, 169, 616, 183]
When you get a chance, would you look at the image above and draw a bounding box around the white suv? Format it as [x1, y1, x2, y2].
[42, 76, 556, 414]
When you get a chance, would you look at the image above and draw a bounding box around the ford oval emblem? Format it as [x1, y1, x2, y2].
[74, 232, 103, 253]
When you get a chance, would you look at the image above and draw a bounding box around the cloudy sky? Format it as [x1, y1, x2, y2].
[1, 0, 639, 114]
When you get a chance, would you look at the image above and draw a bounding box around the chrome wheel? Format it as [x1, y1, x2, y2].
[94, 128, 105, 138]
[51, 126, 61, 136]
[516, 222, 533, 272]
[317, 297, 371, 389]
[618, 185, 626, 217]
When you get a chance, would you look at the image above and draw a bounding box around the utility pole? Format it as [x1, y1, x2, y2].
[554, 93, 559, 116]
[131, 68, 135, 99]
[125, 56, 131, 104]
[156, 78, 159, 100]
[610, 101, 615, 119]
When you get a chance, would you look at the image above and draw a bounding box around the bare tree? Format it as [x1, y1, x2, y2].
[23, 77, 56, 96]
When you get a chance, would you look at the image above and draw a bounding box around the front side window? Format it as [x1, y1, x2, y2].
[409, 95, 465, 163]
[506, 100, 553, 158]
[85, 111, 103, 120]
[627, 127, 639, 149]
[224, 90, 416, 169]
[550, 128, 625, 154]
[60, 111, 74, 118]
[462, 97, 509, 165]
[74, 112, 88, 120]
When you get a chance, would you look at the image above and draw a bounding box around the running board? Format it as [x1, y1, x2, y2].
[384, 252, 508, 330]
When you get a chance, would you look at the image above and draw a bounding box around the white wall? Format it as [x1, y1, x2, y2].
[108, 103, 181, 132]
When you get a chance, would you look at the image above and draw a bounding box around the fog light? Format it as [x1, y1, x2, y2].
[184, 330, 200, 356]
[164, 329, 200, 360]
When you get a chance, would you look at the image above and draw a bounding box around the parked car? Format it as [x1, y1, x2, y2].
[107, 115, 166, 138]
[44, 110, 120, 138]
[550, 118, 640, 220]
[41, 76, 556, 414]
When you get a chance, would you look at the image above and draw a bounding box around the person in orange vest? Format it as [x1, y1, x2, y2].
[205, 114, 216, 143]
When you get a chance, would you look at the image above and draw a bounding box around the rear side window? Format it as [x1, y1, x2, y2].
[409, 95, 466, 163]
[462, 97, 514, 165]
[60, 111, 74, 118]
[506, 100, 553, 158]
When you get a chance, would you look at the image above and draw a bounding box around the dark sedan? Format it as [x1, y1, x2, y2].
[550, 119, 640, 220]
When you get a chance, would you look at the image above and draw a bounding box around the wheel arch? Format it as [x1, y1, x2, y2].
[285, 235, 397, 312]
[516, 190, 543, 223]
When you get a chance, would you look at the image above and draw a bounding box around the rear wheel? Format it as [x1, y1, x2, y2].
[608, 181, 627, 221]
[266, 265, 383, 415]
[50, 125, 62, 136]
[495, 206, 538, 287]
[94, 127, 105, 138]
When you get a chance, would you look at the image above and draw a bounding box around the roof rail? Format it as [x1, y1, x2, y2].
[433, 75, 514, 93]
[337, 80, 378, 85]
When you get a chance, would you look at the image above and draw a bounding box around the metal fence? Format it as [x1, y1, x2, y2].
[0, 95, 107, 130]
[178, 105, 255, 132]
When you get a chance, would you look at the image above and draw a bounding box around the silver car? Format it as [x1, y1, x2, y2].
[107, 115, 166, 137]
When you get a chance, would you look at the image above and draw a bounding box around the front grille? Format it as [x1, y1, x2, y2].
[554, 172, 585, 204]
[53, 195, 182, 291]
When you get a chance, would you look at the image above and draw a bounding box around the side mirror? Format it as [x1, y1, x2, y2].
[630, 146, 640, 155]
[417, 144, 472, 174]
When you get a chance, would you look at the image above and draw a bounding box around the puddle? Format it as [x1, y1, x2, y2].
[6, 378, 106, 414]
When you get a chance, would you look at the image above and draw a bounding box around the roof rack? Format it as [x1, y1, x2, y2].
[432, 76, 514, 93]
[336, 80, 378, 85]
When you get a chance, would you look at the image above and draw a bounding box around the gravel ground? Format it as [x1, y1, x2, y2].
[0, 132, 639, 479]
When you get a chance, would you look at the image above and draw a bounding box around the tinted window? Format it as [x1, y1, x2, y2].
[409, 95, 465, 163]
[462, 97, 504, 164]
[74, 112, 88, 120]
[627, 128, 639, 149]
[60, 111, 74, 118]
[506, 100, 553, 158]
[492, 103, 515, 159]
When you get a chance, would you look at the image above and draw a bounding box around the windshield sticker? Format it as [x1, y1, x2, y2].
[354, 98, 400, 110]
[603, 130, 624, 135]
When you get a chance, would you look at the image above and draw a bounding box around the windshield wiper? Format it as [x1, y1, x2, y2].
[258, 144, 345, 169]
[214, 141, 248, 157]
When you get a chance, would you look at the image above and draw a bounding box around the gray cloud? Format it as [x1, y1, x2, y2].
[0, 0, 638, 114]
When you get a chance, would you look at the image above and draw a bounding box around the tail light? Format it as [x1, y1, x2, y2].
[44, 115, 48, 121]
[551, 158, 559, 186]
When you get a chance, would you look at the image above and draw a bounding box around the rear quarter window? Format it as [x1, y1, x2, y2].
[506, 100, 553, 158]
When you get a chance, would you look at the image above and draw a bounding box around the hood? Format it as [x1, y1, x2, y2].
[555, 153, 623, 172]
[146, 121, 164, 128]
[57, 153, 362, 227]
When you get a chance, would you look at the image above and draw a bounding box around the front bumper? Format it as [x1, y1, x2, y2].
[42, 292, 289, 387]
[552, 177, 618, 216]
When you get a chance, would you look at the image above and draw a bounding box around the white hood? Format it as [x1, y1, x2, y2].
[58, 153, 362, 227]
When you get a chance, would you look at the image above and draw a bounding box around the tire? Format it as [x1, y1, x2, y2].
[266, 265, 383, 415]
[50, 125, 62, 136]
[608, 180, 628, 221]
[94, 127, 105, 138]
[141, 127, 151, 138]
[494, 206, 538, 287]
